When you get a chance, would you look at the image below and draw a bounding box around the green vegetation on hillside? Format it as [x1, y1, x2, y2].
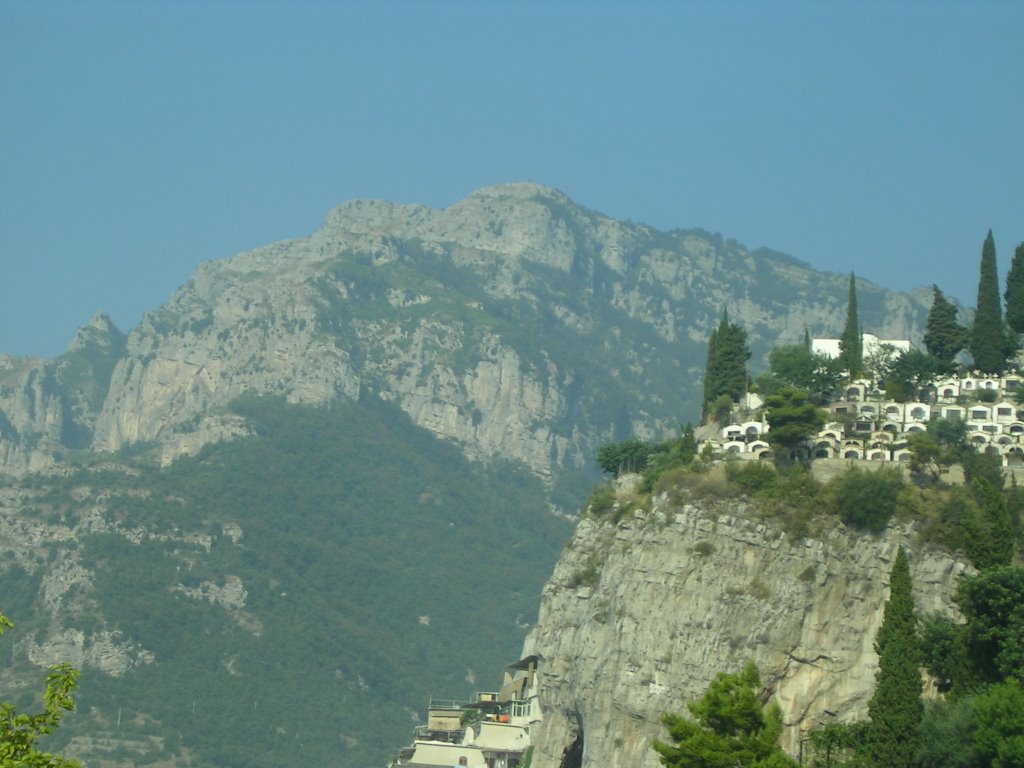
[752, 344, 844, 404]
[586, 441, 1023, 571]
[5, 396, 571, 768]
[865, 548, 922, 768]
[653, 661, 796, 768]
[589, 436, 1024, 767]
[1, 612, 80, 768]
[763, 388, 826, 465]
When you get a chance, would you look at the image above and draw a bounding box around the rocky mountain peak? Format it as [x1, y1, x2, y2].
[3, 185, 932, 485]
[456, 181, 578, 210]
[65, 312, 125, 355]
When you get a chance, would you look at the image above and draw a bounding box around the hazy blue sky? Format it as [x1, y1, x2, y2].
[2, 1, 1022, 357]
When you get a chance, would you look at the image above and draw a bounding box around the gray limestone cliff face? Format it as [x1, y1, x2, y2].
[2, 184, 932, 483]
[524, 492, 970, 768]
[0, 481, 253, 680]
[85, 183, 929, 482]
[0, 313, 125, 474]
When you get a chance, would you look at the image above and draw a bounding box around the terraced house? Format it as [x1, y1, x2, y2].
[390, 656, 541, 768]
[712, 352, 1024, 467]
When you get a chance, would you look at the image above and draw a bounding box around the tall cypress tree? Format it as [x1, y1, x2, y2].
[970, 231, 1006, 373]
[702, 310, 750, 419]
[702, 322, 720, 419]
[1006, 242, 1024, 334]
[923, 285, 968, 363]
[839, 272, 863, 379]
[965, 478, 1015, 571]
[866, 547, 922, 768]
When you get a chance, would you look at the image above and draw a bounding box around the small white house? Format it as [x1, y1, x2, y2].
[812, 334, 911, 362]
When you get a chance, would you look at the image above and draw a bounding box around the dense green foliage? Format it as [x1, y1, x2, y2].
[803, 722, 866, 768]
[915, 697, 979, 768]
[970, 231, 1009, 373]
[956, 566, 1024, 686]
[1004, 243, 1024, 335]
[640, 426, 699, 490]
[703, 311, 751, 419]
[725, 461, 779, 495]
[964, 478, 1015, 570]
[594, 427, 698, 488]
[596, 438, 652, 476]
[917, 567, 1024, 767]
[833, 466, 904, 534]
[906, 432, 960, 482]
[8, 396, 571, 768]
[839, 273, 863, 379]
[903, 416, 1023, 569]
[753, 344, 844, 403]
[884, 348, 950, 402]
[923, 286, 968, 364]
[653, 662, 797, 768]
[970, 679, 1024, 768]
[763, 388, 826, 462]
[865, 547, 922, 768]
[0, 613, 80, 768]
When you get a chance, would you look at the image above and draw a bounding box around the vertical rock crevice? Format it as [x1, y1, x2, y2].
[558, 717, 584, 768]
[526, 496, 970, 768]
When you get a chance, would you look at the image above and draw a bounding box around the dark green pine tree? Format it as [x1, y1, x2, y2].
[653, 661, 797, 768]
[970, 230, 1007, 373]
[839, 272, 863, 379]
[1005, 242, 1024, 335]
[702, 310, 750, 420]
[965, 478, 1015, 571]
[923, 285, 968, 363]
[702, 321, 720, 416]
[865, 546, 923, 768]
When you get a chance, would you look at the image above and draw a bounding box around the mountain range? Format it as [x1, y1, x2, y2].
[0, 183, 934, 768]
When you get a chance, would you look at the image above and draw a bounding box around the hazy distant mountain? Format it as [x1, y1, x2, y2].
[0, 183, 933, 768]
[1, 182, 929, 495]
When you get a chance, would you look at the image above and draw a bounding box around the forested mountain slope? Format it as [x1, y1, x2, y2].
[1, 397, 570, 768]
[0, 183, 935, 768]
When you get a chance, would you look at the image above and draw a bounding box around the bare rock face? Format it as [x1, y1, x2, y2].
[0, 474, 255, 683]
[525, 493, 970, 768]
[0, 354, 67, 474]
[5, 184, 932, 486]
[87, 184, 929, 482]
[0, 313, 126, 473]
[24, 628, 155, 678]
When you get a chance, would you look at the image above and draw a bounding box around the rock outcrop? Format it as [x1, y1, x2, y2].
[83, 183, 928, 484]
[3, 185, 932, 487]
[0, 312, 126, 474]
[0, 185, 954, 768]
[525, 489, 970, 768]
